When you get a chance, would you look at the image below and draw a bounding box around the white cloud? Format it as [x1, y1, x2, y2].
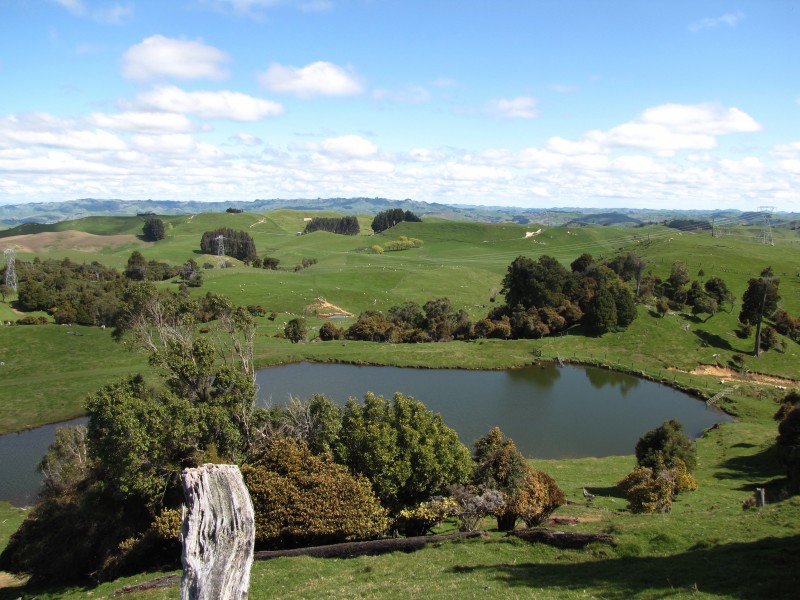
[93, 3, 134, 25]
[320, 134, 377, 158]
[689, 12, 744, 33]
[132, 86, 284, 121]
[586, 103, 762, 156]
[229, 133, 264, 146]
[488, 97, 539, 119]
[122, 36, 230, 81]
[88, 112, 195, 133]
[372, 86, 431, 105]
[258, 61, 363, 98]
[0, 114, 126, 151]
[130, 134, 222, 158]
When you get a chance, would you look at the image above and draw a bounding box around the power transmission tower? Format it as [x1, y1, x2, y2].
[758, 206, 775, 246]
[216, 234, 227, 268]
[3, 249, 17, 291]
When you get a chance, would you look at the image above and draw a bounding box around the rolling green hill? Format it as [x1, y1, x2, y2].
[1, 210, 799, 599]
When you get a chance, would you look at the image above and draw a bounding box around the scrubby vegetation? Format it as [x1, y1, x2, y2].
[1, 210, 799, 598]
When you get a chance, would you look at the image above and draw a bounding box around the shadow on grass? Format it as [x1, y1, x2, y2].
[693, 330, 733, 351]
[714, 445, 783, 483]
[449, 535, 800, 600]
[585, 485, 626, 501]
[0, 569, 175, 600]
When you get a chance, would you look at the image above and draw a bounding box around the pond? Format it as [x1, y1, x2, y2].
[1, 363, 732, 506]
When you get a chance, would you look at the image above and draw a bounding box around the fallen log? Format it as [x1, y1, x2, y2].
[113, 531, 487, 595]
[507, 528, 615, 549]
[254, 531, 487, 560]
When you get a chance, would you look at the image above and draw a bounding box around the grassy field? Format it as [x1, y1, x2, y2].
[1, 211, 799, 598]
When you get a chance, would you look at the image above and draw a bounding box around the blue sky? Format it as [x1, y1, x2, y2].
[1, 0, 798, 210]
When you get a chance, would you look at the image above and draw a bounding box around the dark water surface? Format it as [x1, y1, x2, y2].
[256, 362, 731, 457]
[1, 363, 732, 506]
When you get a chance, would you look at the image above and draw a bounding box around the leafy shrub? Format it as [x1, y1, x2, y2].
[618, 467, 674, 513]
[395, 496, 459, 536]
[335, 392, 472, 513]
[242, 436, 388, 548]
[472, 427, 564, 530]
[319, 321, 344, 341]
[776, 402, 800, 491]
[448, 485, 505, 532]
[635, 420, 697, 473]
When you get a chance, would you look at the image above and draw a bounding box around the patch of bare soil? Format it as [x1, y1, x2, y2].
[524, 228, 543, 238]
[3, 231, 143, 254]
[688, 364, 797, 388]
[0, 571, 27, 588]
[307, 297, 353, 318]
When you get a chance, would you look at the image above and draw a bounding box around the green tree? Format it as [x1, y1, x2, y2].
[472, 427, 528, 530]
[501, 255, 569, 311]
[335, 392, 472, 513]
[739, 267, 781, 357]
[126, 251, 147, 280]
[585, 286, 618, 334]
[635, 419, 697, 473]
[284, 317, 307, 343]
[704, 276, 732, 311]
[142, 217, 166, 241]
[668, 261, 690, 290]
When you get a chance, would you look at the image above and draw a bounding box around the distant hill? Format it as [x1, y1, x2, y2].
[0, 197, 797, 228]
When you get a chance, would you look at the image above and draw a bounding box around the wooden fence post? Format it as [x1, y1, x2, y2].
[181, 464, 255, 600]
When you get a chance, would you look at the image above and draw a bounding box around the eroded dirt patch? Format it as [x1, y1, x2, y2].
[307, 297, 353, 318]
[686, 364, 797, 388]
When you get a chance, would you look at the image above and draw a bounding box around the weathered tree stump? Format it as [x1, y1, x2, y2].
[181, 464, 255, 600]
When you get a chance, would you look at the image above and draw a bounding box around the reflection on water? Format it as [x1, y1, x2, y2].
[584, 367, 640, 397]
[0, 417, 87, 506]
[1, 363, 733, 506]
[255, 362, 731, 460]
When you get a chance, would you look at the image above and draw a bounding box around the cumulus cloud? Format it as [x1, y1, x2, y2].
[689, 11, 744, 33]
[0, 114, 126, 151]
[258, 61, 363, 98]
[228, 133, 264, 146]
[488, 97, 539, 119]
[87, 111, 195, 133]
[132, 86, 284, 121]
[131, 133, 222, 158]
[320, 134, 377, 158]
[586, 103, 762, 156]
[122, 36, 230, 81]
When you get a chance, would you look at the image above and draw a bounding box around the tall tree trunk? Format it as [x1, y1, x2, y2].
[181, 464, 255, 600]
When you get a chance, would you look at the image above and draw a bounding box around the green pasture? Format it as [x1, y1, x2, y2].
[1, 212, 799, 597]
[1, 213, 799, 435]
[3, 417, 798, 599]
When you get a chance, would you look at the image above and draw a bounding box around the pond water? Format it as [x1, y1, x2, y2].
[1, 363, 732, 506]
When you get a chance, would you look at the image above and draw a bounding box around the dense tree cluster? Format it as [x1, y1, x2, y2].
[489, 253, 637, 337]
[141, 217, 166, 241]
[125, 250, 181, 282]
[370, 208, 422, 233]
[199, 228, 257, 262]
[664, 219, 711, 231]
[328, 297, 473, 343]
[303, 216, 360, 235]
[15, 257, 125, 325]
